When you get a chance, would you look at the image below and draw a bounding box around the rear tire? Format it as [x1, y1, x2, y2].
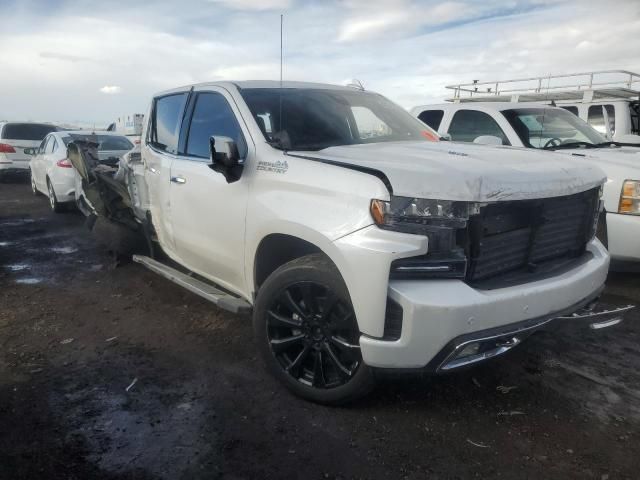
[47, 178, 64, 213]
[30, 170, 39, 196]
[253, 253, 374, 405]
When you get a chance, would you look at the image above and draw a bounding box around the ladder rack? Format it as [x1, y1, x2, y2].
[446, 70, 640, 103]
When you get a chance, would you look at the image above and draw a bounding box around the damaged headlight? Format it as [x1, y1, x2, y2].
[370, 197, 481, 278]
[619, 180, 640, 215]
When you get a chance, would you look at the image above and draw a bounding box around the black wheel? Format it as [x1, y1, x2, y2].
[253, 254, 374, 404]
[30, 169, 39, 196]
[47, 178, 64, 213]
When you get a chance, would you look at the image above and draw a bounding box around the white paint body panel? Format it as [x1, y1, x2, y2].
[134, 81, 609, 369]
[412, 102, 640, 263]
[360, 239, 609, 368]
[30, 132, 76, 202]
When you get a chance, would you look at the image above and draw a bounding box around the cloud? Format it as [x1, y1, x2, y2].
[39, 51, 92, 63]
[338, 11, 410, 42]
[0, 0, 638, 124]
[208, 0, 291, 10]
[100, 85, 122, 94]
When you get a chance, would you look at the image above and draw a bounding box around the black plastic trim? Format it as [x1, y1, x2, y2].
[284, 152, 393, 194]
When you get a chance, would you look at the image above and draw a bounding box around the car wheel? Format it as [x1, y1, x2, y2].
[47, 179, 64, 213]
[30, 170, 39, 196]
[253, 253, 374, 405]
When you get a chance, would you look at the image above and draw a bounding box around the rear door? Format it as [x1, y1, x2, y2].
[168, 87, 252, 295]
[143, 91, 189, 256]
[34, 135, 55, 189]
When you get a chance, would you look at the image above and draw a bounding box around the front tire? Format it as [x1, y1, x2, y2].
[253, 254, 374, 404]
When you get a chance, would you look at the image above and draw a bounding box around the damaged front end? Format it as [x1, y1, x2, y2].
[67, 141, 148, 257]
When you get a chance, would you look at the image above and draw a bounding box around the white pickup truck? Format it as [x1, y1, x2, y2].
[411, 102, 640, 270]
[69, 81, 632, 404]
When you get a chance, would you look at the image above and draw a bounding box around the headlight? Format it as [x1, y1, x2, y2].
[370, 196, 480, 278]
[619, 180, 640, 215]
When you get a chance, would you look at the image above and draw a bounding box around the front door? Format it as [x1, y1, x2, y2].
[169, 88, 252, 295]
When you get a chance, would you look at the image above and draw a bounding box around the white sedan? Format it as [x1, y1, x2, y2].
[30, 130, 134, 212]
[0, 122, 58, 177]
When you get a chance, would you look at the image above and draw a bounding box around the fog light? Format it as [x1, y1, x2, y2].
[440, 336, 522, 371]
[457, 342, 481, 357]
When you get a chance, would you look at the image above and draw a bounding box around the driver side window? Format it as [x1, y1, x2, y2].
[184, 92, 247, 160]
[448, 110, 510, 145]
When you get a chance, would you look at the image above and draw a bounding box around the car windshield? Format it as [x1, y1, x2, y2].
[1, 123, 57, 141]
[62, 134, 133, 151]
[502, 108, 607, 149]
[630, 101, 639, 135]
[239, 88, 438, 151]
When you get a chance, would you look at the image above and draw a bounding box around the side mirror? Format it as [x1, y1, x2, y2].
[209, 136, 243, 183]
[440, 133, 452, 141]
[473, 135, 503, 146]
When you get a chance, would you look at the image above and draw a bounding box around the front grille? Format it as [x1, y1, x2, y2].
[467, 188, 599, 284]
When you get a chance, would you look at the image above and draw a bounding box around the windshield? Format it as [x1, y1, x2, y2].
[502, 108, 606, 149]
[239, 88, 438, 151]
[1, 123, 57, 141]
[62, 134, 133, 151]
[631, 101, 639, 135]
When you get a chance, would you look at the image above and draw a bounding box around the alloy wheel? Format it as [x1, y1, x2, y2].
[266, 281, 362, 389]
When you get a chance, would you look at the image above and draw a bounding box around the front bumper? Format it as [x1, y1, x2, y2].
[431, 296, 633, 372]
[606, 212, 640, 263]
[359, 239, 616, 369]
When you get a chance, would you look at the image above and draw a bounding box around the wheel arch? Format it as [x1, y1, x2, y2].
[249, 225, 350, 300]
[253, 233, 331, 292]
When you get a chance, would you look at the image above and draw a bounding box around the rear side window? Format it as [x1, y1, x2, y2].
[561, 106, 579, 116]
[149, 93, 188, 154]
[185, 92, 247, 159]
[64, 134, 133, 151]
[417, 110, 444, 131]
[1, 123, 57, 141]
[44, 136, 56, 154]
[448, 110, 510, 145]
[588, 104, 615, 136]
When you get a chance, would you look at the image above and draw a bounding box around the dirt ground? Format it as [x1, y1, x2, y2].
[1, 177, 639, 480]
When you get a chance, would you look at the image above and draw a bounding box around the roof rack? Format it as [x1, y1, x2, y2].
[446, 70, 640, 103]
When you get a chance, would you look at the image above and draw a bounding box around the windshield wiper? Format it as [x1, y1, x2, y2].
[594, 141, 619, 148]
[543, 141, 596, 150]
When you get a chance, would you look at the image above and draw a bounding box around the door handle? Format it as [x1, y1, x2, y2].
[148, 166, 158, 174]
[171, 176, 186, 184]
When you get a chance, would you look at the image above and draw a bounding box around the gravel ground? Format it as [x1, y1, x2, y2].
[1, 178, 639, 480]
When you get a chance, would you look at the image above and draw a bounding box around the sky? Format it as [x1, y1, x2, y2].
[0, 0, 639, 125]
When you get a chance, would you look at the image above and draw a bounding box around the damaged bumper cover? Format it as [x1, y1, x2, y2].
[432, 295, 634, 372]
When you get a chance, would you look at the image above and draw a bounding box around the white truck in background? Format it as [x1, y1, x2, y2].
[107, 113, 144, 145]
[445, 70, 640, 145]
[411, 102, 640, 270]
[68, 80, 632, 404]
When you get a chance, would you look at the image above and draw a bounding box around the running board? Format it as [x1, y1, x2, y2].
[132, 255, 252, 314]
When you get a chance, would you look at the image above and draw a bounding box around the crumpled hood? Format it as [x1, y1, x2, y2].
[293, 141, 606, 201]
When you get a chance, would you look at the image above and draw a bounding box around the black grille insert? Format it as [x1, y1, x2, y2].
[467, 188, 599, 284]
